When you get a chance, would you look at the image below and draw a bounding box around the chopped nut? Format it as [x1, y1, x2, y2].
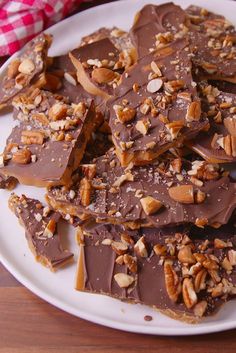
[194, 269, 207, 293]
[185, 101, 201, 122]
[114, 273, 134, 288]
[182, 277, 198, 309]
[153, 243, 167, 256]
[195, 190, 206, 204]
[123, 254, 137, 273]
[140, 196, 163, 215]
[21, 130, 45, 145]
[224, 117, 236, 137]
[113, 105, 136, 124]
[115, 255, 124, 265]
[92, 67, 116, 84]
[195, 218, 208, 228]
[18, 58, 35, 75]
[221, 257, 233, 272]
[170, 158, 182, 173]
[164, 261, 181, 302]
[165, 120, 184, 140]
[111, 241, 128, 255]
[150, 61, 162, 76]
[79, 177, 92, 206]
[101, 238, 113, 246]
[12, 148, 32, 164]
[214, 238, 231, 249]
[193, 301, 207, 317]
[178, 245, 196, 264]
[134, 236, 148, 258]
[146, 78, 163, 93]
[7, 59, 20, 79]
[64, 72, 77, 86]
[81, 164, 96, 179]
[135, 119, 150, 135]
[217, 135, 236, 157]
[121, 233, 134, 245]
[43, 219, 56, 238]
[228, 250, 236, 266]
[164, 80, 185, 94]
[113, 172, 133, 187]
[168, 185, 194, 204]
[48, 103, 68, 121]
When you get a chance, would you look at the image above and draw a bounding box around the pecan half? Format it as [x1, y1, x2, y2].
[164, 261, 181, 302]
[182, 277, 198, 309]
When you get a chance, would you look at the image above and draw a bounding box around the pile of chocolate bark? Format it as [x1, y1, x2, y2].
[1, 3, 236, 323]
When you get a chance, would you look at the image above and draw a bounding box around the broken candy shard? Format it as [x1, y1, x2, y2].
[0, 89, 96, 187]
[9, 193, 73, 270]
[108, 38, 207, 166]
[187, 83, 236, 163]
[0, 33, 52, 109]
[46, 149, 236, 228]
[76, 222, 236, 322]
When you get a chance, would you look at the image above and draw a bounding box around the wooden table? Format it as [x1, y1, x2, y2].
[0, 1, 236, 352]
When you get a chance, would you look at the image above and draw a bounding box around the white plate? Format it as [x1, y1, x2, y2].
[0, 0, 236, 336]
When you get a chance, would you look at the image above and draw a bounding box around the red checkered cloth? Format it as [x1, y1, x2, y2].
[0, 0, 83, 56]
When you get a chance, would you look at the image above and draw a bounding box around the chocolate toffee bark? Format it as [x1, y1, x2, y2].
[130, 3, 188, 58]
[9, 193, 73, 270]
[0, 34, 52, 109]
[187, 83, 236, 163]
[46, 149, 236, 229]
[108, 39, 207, 166]
[47, 38, 121, 106]
[186, 5, 236, 83]
[0, 89, 96, 187]
[131, 3, 236, 83]
[76, 222, 236, 322]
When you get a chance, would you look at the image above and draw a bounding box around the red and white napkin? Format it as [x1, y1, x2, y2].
[0, 0, 83, 56]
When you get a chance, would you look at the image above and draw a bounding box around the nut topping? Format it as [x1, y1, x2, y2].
[140, 196, 163, 215]
[21, 130, 45, 145]
[114, 273, 134, 288]
[182, 278, 198, 309]
[134, 236, 148, 258]
[18, 59, 35, 75]
[92, 67, 117, 84]
[79, 177, 92, 206]
[7, 59, 20, 79]
[178, 245, 196, 264]
[123, 254, 137, 273]
[113, 105, 136, 124]
[12, 148, 32, 164]
[185, 101, 201, 122]
[111, 241, 128, 255]
[168, 185, 194, 204]
[164, 261, 181, 302]
[146, 78, 163, 93]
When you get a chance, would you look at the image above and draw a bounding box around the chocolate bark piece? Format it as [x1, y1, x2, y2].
[47, 38, 121, 105]
[76, 222, 236, 322]
[186, 5, 236, 82]
[109, 39, 207, 167]
[80, 27, 134, 52]
[0, 34, 52, 109]
[130, 3, 188, 58]
[0, 89, 96, 187]
[46, 149, 236, 229]
[187, 83, 236, 163]
[0, 173, 17, 190]
[9, 193, 73, 270]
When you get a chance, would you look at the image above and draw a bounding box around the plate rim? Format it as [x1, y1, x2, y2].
[1, 0, 236, 336]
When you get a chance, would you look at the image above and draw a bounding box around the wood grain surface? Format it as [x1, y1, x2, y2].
[0, 1, 236, 352]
